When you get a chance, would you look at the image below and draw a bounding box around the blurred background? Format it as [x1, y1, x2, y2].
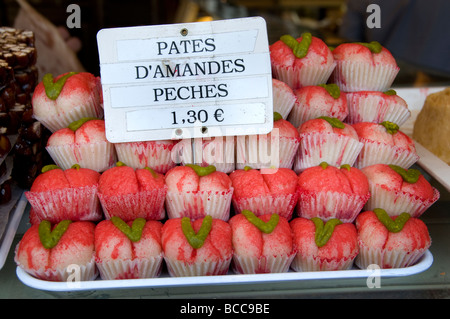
[1, 0, 449, 87]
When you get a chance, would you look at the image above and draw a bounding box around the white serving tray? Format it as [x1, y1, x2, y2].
[16, 250, 433, 292]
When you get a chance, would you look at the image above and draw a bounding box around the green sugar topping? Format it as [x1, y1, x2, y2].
[242, 210, 279, 234]
[181, 215, 212, 249]
[380, 121, 399, 135]
[340, 164, 351, 171]
[388, 164, 421, 184]
[144, 166, 158, 178]
[111, 216, 146, 242]
[273, 112, 283, 122]
[356, 41, 382, 53]
[244, 166, 253, 171]
[38, 220, 72, 249]
[43, 72, 77, 100]
[68, 117, 98, 131]
[41, 164, 60, 173]
[383, 89, 397, 96]
[185, 164, 216, 176]
[280, 32, 312, 59]
[319, 161, 329, 169]
[318, 83, 341, 99]
[318, 116, 345, 129]
[312, 217, 342, 247]
[374, 208, 410, 233]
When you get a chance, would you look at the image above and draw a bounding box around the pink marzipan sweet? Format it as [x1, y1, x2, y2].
[26, 166, 101, 223]
[296, 163, 370, 223]
[352, 122, 418, 169]
[15, 221, 97, 281]
[361, 164, 439, 217]
[272, 78, 297, 119]
[270, 35, 335, 89]
[94, 219, 163, 279]
[355, 210, 431, 269]
[98, 165, 167, 221]
[46, 119, 116, 172]
[164, 165, 233, 220]
[161, 217, 233, 276]
[287, 85, 348, 128]
[229, 213, 295, 274]
[290, 217, 358, 271]
[345, 91, 410, 126]
[229, 168, 299, 219]
[32, 72, 103, 132]
[331, 43, 399, 92]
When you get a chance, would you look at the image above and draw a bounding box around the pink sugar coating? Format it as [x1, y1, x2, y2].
[32, 72, 102, 120]
[273, 118, 300, 139]
[47, 119, 108, 146]
[356, 211, 431, 251]
[292, 86, 348, 120]
[16, 221, 95, 272]
[165, 166, 199, 193]
[99, 166, 167, 196]
[352, 122, 416, 152]
[94, 219, 162, 262]
[229, 168, 298, 198]
[63, 167, 100, 188]
[229, 213, 293, 258]
[299, 118, 359, 140]
[270, 35, 334, 69]
[74, 119, 107, 144]
[361, 164, 435, 200]
[135, 168, 165, 191]
[332, 43, 397, 67]
[298, 164, 369, 195]
[98, 166, 139, 196]
[290, 217, 358, 261]
[165, 165, 232, 193]
[30, 168, 70, 192]
[198, 171, 232, 192]
[161, 217, 232, 263]
[272, 78, 295, 98]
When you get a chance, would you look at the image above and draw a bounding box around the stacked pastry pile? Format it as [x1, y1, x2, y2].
[13, 32, 441, 282]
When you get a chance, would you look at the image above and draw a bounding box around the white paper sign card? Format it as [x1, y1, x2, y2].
[97, 17, 273, 143]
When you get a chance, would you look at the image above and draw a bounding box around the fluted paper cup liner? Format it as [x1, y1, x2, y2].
[272, 62, 336, 90]
[232, 252, 295, 274]
[15, 252, 98, 282]
[164, 256, 232, 277]
[354, 139, 419, 169]
[296, 189, 370, 223]
[346, 92, 411, 126]
[165, 188, 233, 221]
[114, 142, 176, 174]
[355, 241, 429, 269]
[291, 252, 357, 272]
[99, 186, 167, 221]
[331, 61, 399, 92]
[34, 92, 103, 133]
[25, 185, 102, 223]
[273, 83, 297, 119]
[46, 141, 116, 172]
[96, 255, 163, 280]
[236, 135, 299, 170]
[232, 191, 299, 220]
[364, 184, 440, 218]
[294, 132, 363, 173]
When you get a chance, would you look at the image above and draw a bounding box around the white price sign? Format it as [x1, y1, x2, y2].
[97, 17, 273, 142]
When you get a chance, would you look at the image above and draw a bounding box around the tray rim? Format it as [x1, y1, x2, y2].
[16, 250, 433, 292]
